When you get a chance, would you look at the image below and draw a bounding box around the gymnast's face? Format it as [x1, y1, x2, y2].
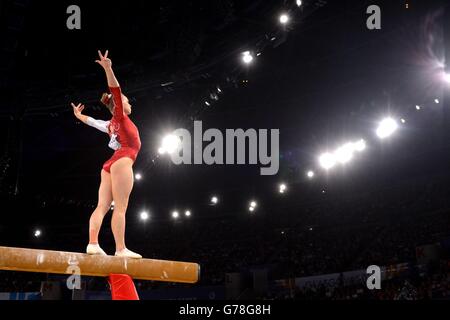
[122, 95, 132, 115]
[109, 94, 132, 116]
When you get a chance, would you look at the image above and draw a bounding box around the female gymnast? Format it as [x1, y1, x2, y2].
[71, 50, 142, 259]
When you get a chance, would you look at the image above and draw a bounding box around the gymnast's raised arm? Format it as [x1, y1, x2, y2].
[95, 50, 126, 120]
[95, 50, 119, 88]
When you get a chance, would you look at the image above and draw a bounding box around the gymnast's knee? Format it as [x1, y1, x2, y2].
[112, 206, 127, 217]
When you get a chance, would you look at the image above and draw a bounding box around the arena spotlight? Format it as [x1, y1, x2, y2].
[443, 73, 450, 83]
[401, 118, 406, 124]
[211, 196, 219, 205]
[435, 99, 440, 104]
[242, 51, 254, 64]
[307, 170, 315, 179]
[279, 183, 287, 193]
[140, 211, 149, 221]
[250, 201, 257, 208]
[249, 206, 255, 213]
[416, 105, 421, 110]
[296, 0, 303, 7]
[319, 152, 336, 170]
[205, 101, 211, 106]
[334, 143, 354, 164]
[376, 117, 398, 139]
[185, 210, 191, 217]
[353, 139, 366, 152]
[172, 211, 179, 219]
[135, 173, 142, 181]
[279, 14, 290, 25]
[160, 134, 181, 155]
[34, 229, 42, 238]
[217, 87, 222, 93]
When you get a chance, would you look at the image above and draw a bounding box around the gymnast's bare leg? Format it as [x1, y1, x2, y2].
[86, 169, 112, 255]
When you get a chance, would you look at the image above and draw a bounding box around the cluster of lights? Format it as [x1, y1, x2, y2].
[315, 94, 444, 173]
[172, 210, 192, 220]
[239, 2, 304, 66]
[242, 51, 254, 65]
[319, 139, 366, 170]
[34, 229, 41, 238]
[248, 200, 258, 213]
[376, 118, 398, 139]
[158, 134, 182, 155]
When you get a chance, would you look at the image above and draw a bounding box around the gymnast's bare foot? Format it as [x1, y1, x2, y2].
[86, 243, 107, 256]
[115, 248, 142, 259]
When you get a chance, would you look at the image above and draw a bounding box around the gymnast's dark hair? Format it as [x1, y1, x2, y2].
[100, 93, 114, 114]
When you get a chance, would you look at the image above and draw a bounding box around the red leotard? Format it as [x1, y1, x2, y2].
[102, 86, 141, 173]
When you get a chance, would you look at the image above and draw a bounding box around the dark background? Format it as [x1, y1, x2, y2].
[0, 0, 449, 253]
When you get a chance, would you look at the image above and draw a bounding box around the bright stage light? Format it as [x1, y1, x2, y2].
[353, 139, 366, 152]
[435, 99, 440, 104]
[211, 196, 219, 205]
[135, 173, 142, 181]
[140, 211, 149, 221]
[34, 229, 42, 238]
[376, 118, 398, 139]
[319, 152, 336, 170]
[161, 134, 181, 155]
[443, 73, 450, 83]
[250, 201, 257, 208]
[296, 0, 303, 7]
[279, 14, 290, 25]
[249, 206, 255, 212]
[401, 118, 406, 124]
[172, 211, 179, 219]
[334, 143, 354, 164]
[416, 105, 421, 110]
[242, 51, 254, 64]
[279, 183, 287, 193]
[185, 210, 191, 217]
[307, 171, 315, 178]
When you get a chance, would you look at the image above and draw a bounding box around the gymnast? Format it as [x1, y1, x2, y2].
[71, 50, 142, 259]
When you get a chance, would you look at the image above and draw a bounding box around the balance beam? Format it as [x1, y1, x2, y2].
[0, 246, 199, 284]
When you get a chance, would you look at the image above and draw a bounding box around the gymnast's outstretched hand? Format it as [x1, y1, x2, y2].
[71, 102, 88, 124]
[71, 102, 85, 118]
